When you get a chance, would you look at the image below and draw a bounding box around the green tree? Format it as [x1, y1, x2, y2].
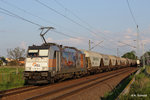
[122, 51, 137, 60]
[141, 51, 150, 65]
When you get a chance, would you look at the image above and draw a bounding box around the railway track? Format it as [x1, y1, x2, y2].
[0, 85, 38, 98]
[27, 67, 137, 100]
[0, 67, 137, 100]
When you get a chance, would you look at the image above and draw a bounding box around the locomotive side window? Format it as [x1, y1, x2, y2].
[39, 50, 48, 57]
[28, 50, 38, 57]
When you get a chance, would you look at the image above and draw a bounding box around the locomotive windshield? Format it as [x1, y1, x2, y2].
[27, 49, 48, 57]
[39, 50, 48, 56]
[28, 50, 38, 57]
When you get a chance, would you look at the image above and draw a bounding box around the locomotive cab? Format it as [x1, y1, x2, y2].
[24, 43, 60, 84]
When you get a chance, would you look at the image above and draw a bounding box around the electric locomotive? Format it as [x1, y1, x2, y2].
[24, 43, 86, 84]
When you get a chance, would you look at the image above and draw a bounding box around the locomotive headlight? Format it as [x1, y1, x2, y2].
[42, 67, 48, 70]
[25, 67, 31, 71]
[41, 72, 48, 76]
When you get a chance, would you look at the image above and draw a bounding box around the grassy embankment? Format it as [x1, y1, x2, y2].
[146, 66, 150, 74]
[0, 66, 24, 91]
[101, 74, 134, 100]
[120, 67, 150, 100]
[102, 67, 150, 100]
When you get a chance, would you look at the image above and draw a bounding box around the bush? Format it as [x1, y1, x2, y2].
[7, 60, 18, 66]
[0, 60, 3, 66]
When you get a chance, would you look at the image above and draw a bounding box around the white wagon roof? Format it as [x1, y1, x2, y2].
[81, 50, 103, 58]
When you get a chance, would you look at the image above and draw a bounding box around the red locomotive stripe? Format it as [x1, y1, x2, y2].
[48, 59, 56, 67]
[80, 54, 84, 68]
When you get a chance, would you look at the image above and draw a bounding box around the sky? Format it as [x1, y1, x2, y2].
[0, 0, 150, 57]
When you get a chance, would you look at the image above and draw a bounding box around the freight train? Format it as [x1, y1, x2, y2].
[24, 43, 137, 84]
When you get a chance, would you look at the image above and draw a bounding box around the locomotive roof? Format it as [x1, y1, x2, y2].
[41, 43, 60, 46]
[63, 46, 78, 50]
[28, 42, 61, 49]
[28, 45, 50, 49]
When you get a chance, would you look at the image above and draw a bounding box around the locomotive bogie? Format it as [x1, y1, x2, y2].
[24, 71, 50, 84]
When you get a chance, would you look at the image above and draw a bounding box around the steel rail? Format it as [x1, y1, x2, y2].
[0, 86, 39, 98]
[52, 68, 137, 100]
[26, 67, 137, 100]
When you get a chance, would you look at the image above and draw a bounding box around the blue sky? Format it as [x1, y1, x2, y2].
[0, 0, 150, 57]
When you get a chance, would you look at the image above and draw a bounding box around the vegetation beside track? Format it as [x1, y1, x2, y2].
[0, 66, 24, 91]
[146, 66, 150, 74]
[101, 74, 134, 100]
[120, 67, 150, 100]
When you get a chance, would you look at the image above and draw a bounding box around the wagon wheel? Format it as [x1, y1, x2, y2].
[50, 78, 55, 84]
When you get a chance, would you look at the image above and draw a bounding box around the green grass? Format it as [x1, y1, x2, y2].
[146, 66, 150, 74]
[0, 66, 25, 91]
[120, 68, 150, 100]
[0, 66, 24, 73]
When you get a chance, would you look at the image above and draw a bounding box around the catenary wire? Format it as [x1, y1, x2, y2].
[0, 7, 82, 40]
[1, 1, 122, 55]
[54, 0, 94, 30]
[54, 0, 130, 54]
[0, 10, 17, 18]
[35, 0, 104, 38]
[0, 0, 56, 26]
[0, 0, 84, 36]
[0, 7, 42, 27]
[126, 0, 143, 57]
[52, 30, 80, 39]
[126, 0, 138, 26]
[53, 0, 121, 42]
[35, 0, 123, 52]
